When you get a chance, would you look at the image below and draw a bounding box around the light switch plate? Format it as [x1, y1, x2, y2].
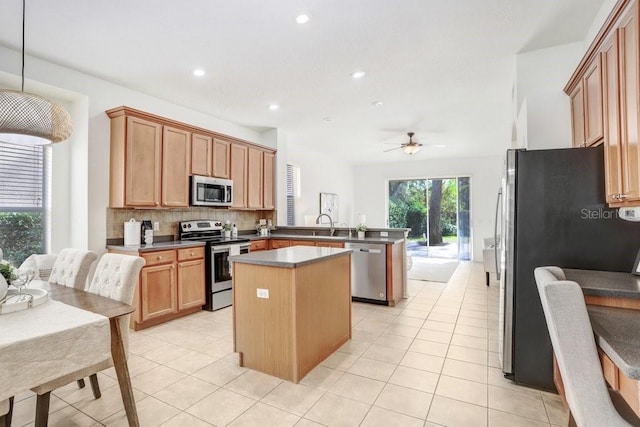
[257, 288, 269, 299]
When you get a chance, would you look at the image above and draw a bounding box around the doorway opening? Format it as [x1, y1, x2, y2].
[388, 176, 471, 263]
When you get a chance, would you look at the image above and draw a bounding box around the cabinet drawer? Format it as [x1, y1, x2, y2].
[250, 239, 269, 251]
[290, 240, 316, 247]
[142, 250, 176, 266]
[178, 246, 205, 261]
[271, 240, 291, 249]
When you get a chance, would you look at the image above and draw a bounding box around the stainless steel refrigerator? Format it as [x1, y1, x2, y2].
[498, 145, 640, 391]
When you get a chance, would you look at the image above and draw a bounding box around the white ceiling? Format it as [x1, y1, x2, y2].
[0, 0, 605, 164]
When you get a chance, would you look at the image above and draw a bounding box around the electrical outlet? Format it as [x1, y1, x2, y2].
[257, 288, 269, 299]
[380, 231, 388, 237]
[153, 221, 160, 231]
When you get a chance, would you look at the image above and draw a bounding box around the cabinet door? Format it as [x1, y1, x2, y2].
[602, 32, 624, 204]
[290, 240, 315, 247]
[177, 258, 205, 310]
[247, 147, 264, 209]
[213, 138, 231, 178]
[125, 117, 162, 206]
[570, 85, 586, 148]
[141, 263, 177, 321]
[619, 6, 640, 202]
[162, 126, 191, 207]
[191, 133, 212, 176]
[317, 241, 344, 248]
[584, 58, 604, 146]
[231, 143, 248, 208]
[263, 151, 275, 209]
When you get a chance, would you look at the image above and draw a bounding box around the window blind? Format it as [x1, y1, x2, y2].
[0, 141, 44, 208]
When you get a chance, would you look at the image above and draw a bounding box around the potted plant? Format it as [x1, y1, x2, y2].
[222, 220, 232, 238]
[355, 224, 367, 239]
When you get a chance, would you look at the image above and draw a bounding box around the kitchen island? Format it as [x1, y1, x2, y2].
[230, 246, 352, 383]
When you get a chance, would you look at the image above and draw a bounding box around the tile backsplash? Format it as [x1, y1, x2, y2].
[107, 208, 276, 240]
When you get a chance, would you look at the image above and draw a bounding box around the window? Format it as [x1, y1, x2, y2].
[0, 141, 47, 265]
[286, 164, 300, 226]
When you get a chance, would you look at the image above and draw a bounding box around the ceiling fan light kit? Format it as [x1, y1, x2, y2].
[0, 0, 72, 146]
[384, 131, 424, 155]
[402, 144, 421, 155]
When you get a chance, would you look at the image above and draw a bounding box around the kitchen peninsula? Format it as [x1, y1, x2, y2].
[230, 246, 352, 383]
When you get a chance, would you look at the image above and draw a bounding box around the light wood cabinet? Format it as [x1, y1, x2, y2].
[263, 151, 275, 209]
[213, 138, 231, 178]
[191, 133, 212, 176]
[569, 57, 603, 148]
[110, 116, 163, 207]
[271, 239, 291, 249]
[566, 0, 640, 206]
[177, 247, 205, 311]
[162, 126, 190, 207]
[231, 143, 248, 208]
[140, 262, 176, 321]
[108, 106, 276, 209]
[247, 147, 264, 209]
[570, 84, 586, 148]
[110, 246, 205, 330]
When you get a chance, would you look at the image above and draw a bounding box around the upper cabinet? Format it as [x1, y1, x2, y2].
[213, 138, 231, 179]
[107, 106, 276, 210]
[569, 58, 603, 148]
[191, 133, 212, 176]
[565, 0, 640, 206]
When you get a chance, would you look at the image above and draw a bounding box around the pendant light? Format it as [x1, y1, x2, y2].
[0, 0, 72, 146]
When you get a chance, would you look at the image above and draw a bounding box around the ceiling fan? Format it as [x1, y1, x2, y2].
[384, 132, 424, 155]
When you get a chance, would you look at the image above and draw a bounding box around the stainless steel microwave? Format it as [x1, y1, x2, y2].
[190, 175, 233, 207]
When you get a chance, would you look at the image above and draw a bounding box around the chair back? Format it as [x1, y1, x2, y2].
[87, 253, 145, 350]
[19, 253, 58, 281]
[48, 249, 98, 289]
[534, 266, 631, 427]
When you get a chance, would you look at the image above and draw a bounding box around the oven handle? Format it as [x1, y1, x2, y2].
[211, 244, 250, 253]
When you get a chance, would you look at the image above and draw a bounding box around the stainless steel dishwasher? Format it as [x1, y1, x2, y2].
[345, 242, 387, 304]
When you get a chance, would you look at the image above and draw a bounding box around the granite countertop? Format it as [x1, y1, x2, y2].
[244, 233, 404, 245]
[587, 305, 640, 379]
[229, 246, 352, 268]
[107, 240, 206, 253]
[564, 269, 640, 299]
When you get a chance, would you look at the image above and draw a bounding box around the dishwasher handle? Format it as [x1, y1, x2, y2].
[353, 248, 382, 254]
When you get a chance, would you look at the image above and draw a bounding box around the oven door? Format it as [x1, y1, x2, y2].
[211, 244, 249, 292]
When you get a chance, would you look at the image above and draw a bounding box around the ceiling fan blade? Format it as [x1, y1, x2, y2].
[383, 142, 403, 145]
[383, 146, 403, 152]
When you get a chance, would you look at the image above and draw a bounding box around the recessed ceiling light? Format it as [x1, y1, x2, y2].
[371, 101, 384, 107]
[296, 14, 310, 24]
[193, 69, 205, 77]
[350, 70, 366, 79]
[268, 104, 280, 111]
[322, 117, 332, 122]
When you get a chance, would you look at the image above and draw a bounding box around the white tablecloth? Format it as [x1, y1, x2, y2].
[0, 299, 111, 401]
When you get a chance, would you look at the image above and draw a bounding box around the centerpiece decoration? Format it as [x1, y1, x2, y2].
[356, 224, 367, 239]
[222, 220, 232, 238]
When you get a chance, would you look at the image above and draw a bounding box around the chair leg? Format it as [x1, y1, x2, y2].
[77, 378, 86, 388]
[486, 272, 490, 286]
[34, 393, 50, 427]
[0, 396, 14, 427]
[89, 374, 102, 399]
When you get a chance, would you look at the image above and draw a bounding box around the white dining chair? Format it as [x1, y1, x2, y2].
[47, 248, 98, 289]
[18, 253, 58, 281]
[534, 266, 638, 427]
[30, 253, 145, 427]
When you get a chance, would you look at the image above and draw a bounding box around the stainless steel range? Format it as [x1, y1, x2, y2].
[179, 220, 250, 311]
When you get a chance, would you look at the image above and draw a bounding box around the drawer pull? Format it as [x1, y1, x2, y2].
[157, 256, 162, 260]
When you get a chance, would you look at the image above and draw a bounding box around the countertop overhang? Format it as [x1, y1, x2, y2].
[229, 246, 352, 268]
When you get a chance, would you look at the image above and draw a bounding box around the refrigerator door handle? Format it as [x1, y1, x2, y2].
[494, 188, 502, 280]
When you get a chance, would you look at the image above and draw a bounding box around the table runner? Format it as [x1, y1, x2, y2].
[0, 299, 110, 401]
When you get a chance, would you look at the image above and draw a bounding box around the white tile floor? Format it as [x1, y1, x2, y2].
[11, 261, 569, 426]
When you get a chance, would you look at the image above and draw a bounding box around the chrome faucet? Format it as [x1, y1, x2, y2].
[316, 214, 335, 236]
[338, 222, 352, 238]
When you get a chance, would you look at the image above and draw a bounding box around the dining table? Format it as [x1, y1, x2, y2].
[0, 280, 140, 427]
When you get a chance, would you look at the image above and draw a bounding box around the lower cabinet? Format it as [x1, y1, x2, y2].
[250, 239, 269, 251]
[110, 245, 205, 330]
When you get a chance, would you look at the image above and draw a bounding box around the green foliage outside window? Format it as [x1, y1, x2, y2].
[0, 212, 44, 265]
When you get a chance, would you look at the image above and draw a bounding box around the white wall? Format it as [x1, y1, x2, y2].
[515, 42, 584, 150]
[353, 156, 503, 261]
[0, 45, 266, 255]
[287, 144, 354, 227]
